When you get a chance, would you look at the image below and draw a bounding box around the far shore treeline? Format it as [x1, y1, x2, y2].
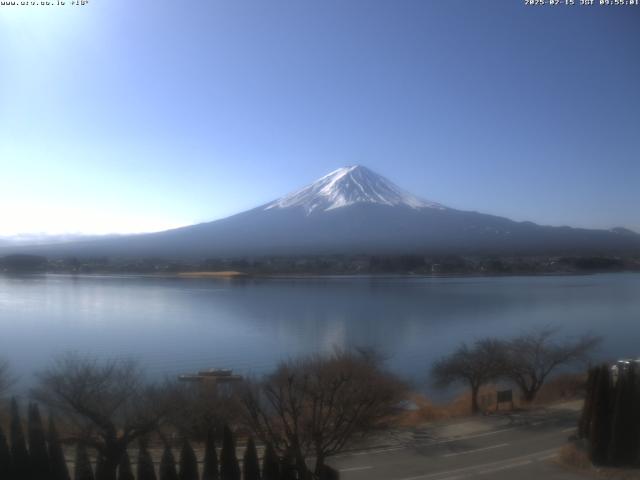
[1, 253, 639, 276]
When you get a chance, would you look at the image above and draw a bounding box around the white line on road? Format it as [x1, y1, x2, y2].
[336, 447, 404, 458]
[561, 427, 576, 433]
[477, 459, 532, 475]
[537, 453, 558, 461]
[339, 466, 373, 472]
[395, 447, 558, 480]
[442, 443, 509, 458]
[423, 427, 516, 446]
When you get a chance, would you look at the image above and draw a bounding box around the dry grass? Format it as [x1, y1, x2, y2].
[397, 385, 502, 427]
[533, 373, 587, 405]
[558, 443, 593, 470]
[557, 443, 640, 480]
[397, 374, 588, 428]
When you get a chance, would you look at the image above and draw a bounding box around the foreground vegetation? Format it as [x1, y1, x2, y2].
[0, 328, 605, 479]
[578, 362, 640, 467]
[0, 350, 403, 480]
[431, 328, 600, 413]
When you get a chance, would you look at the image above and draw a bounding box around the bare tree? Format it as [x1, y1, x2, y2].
[161, 380, 242, 441]
[242, 349, 406, 479]
[32, 353, 170, 480]
[431, 339, 506, 414]
[503, 328, 601, 402]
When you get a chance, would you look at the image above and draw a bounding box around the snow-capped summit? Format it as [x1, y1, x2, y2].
[5, 165, 638, 260]
[264, 165, 446, 214]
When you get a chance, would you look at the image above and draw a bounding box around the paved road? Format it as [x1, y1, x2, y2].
[330, 407, 587, 480]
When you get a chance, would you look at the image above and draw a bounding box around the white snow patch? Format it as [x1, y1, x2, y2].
[264, 166, 446, 215]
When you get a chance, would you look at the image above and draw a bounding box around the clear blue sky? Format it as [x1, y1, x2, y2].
[0, 0, 638, 235]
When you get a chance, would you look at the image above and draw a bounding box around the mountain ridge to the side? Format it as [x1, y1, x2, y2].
[1, 165, 639, 260]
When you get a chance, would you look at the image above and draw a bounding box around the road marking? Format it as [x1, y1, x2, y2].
[442, 443, 509, 458]
[537, 453, 558, 461]
[395, 448, 558, 480]
[561, 427, 576, 433]
[336, 420, 568, 460]
[335, 446, 404, 458]
[477, 459, 532, 474]
[423, 427, 515, 445]
[339, 465, 373, 472]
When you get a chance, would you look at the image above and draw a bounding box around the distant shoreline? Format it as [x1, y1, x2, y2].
[176, 271, 249, 278]
[9, 269, 634, 281]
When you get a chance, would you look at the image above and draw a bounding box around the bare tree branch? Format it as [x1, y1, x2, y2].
[242, 349, 406, 479]
[503, 327, 601, 402]
[31, 353, 171, 480]
[431, 338, 507, 414]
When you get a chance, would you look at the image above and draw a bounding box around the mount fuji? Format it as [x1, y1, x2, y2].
[263, 165, 445, 214]
[5, 165, 640, 259]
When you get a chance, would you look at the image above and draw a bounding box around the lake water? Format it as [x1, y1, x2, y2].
[0, 273, 638, 391]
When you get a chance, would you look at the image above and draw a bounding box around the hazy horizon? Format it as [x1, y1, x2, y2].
[1, 1, 638, 236]
[0, 163, 638, 241]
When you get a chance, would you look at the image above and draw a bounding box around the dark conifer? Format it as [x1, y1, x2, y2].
[178, 439, 198, 480]
[261, 443, 279, 480]
[10, 398, 31, 480]
[242, 437, 260, 480]
[48, 416, 71, 480]
[159, 445, 179, 480]
[608, 366, 639, 465]
[220, 426, 240, 480]
[28, 403, 51, 479]
[589, 364, 612, 465]
[95, 453, 108, 480]
[631, 368, 640, 465]
[0, 424, 12, 480]
[318, 465, 340, 480]
[74, 444, 95, 480]
[136, 441, 157, 480]
[117, 451, 135, 480]
[578, 367, 599, 439]
[278, 450, 296, 480]
[202, 429, 219, 480]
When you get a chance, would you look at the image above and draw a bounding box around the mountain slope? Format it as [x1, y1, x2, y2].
[264, 165, 445, 213]
[3, 166, 639, 259]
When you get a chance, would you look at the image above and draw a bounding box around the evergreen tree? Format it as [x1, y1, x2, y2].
[136, 441, 157, 480]
[74, 444, 95, 480]
[28, 403, 51, 479]
[178, 439, 198, 480]
[589, 365, 612, 465]
[159, 445, 179, 480]
[10, 398, 31, 480]
[318, 465, 339, 480]
[242, 437, 260, 480]
[220, 426, 240, 480]
[578, 367, 599, 439]
[202, 429, 219, 480]
[0, 424, 12, 480]
[261, 443, 279, 480]
[608, 366, 639, 465]
[278, 450, 296, 480]
[117, 451, 135, 480]
[632, 368, 640, 465]
[95, 453, 108, 480]
[48, 416, 71, 480]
